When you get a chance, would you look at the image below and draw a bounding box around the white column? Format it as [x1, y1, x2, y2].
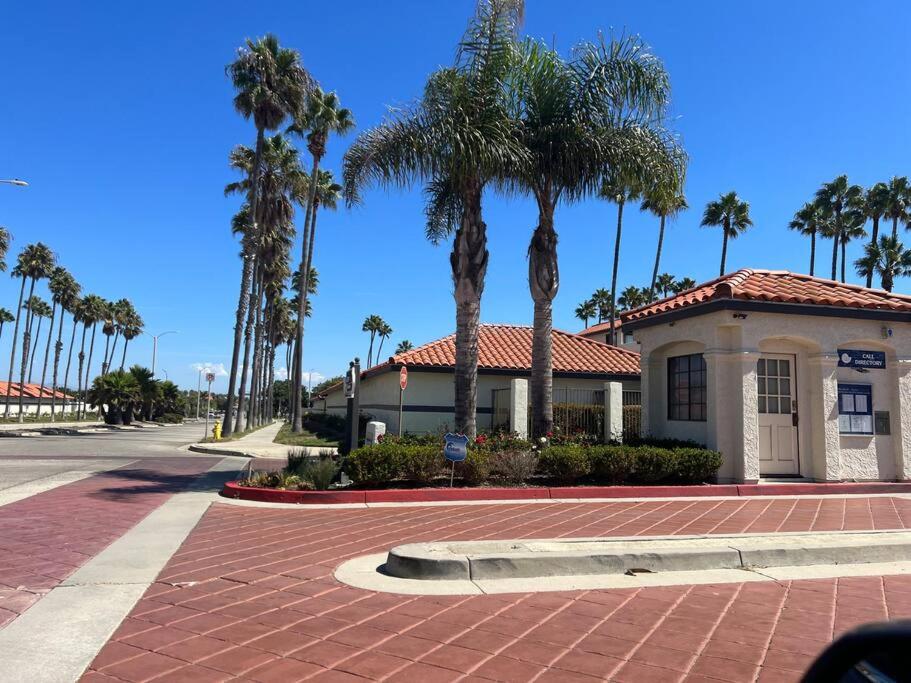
[603, 381, 623, 443]
[808, 352, 842, 481]
[509, 378, 528, 439]
[705, 349, 760, 483]
[893, 360, 911, 480]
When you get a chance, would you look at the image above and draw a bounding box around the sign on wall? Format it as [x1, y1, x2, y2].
[837, 349, 886, 369]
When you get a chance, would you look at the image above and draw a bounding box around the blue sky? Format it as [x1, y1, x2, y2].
[2, 1, 911, 391]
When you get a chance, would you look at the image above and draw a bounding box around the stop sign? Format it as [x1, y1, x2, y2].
[399, 366, 408, 390]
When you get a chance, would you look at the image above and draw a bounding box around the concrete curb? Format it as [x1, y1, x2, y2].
[188, 443, 256, 458]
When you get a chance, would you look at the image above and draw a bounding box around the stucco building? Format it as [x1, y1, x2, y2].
[622, 269, 911, 483]
[317, 323, 641, 435]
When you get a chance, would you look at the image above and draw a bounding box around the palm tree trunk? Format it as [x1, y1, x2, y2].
[4, 277, 26, 419]
[28, 317, 43, 384]
[101, 335, 111, 375]
[120, 338, 129, 371]
[108, 331, 120, 374]
[810, 230, 816, 277]
[607, 200, 624, 346]
[529, 202, 558, 438]
[36, 302, 56, 417]
[648, 214, 666, 302]
[83, 323, 98, 419]
[248, 273, 265, 429]
[376, 335, 386, 363]
[893, 216, 899, 241]
[17, 277, 38, 422]
[451, 183, 487, 438]
[831, 233, 839, 280]
[223, 126, 266, 438]
[367, 333, 375, 370]
[50, 305, 67, 421]
[720, 231, 729, 277]
[75, 324, 88, 419]
[840, 239, 847, 283]
[62, 312, 78, 417]
[291, 153, 322, 432]
[866, 218, 880, 288]
[234, 260, 259, 434]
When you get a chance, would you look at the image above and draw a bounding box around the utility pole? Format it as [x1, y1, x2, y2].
[195, 368, 203, 419]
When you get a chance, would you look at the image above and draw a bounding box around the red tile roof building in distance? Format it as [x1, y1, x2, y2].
[0, 382, 74, 400]
[620, 269, 911, 326]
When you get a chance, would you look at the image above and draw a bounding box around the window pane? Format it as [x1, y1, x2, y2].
[757, 359, 766, 375]
[841, 394, 855, 413]
[780, 399, 791, 414]
[779, 359, 790, 377]
[767, 360, 778, 376]
[839, 414, 851, 432]
[767, 397, 779, 414]
[779, 378, 790, 397]
[767, 378, 778, 395]
[678, 356, 689, 372]
[758, 396, 767, 413]
[757, 377, 766, 395]
[855, 394, 869, 414]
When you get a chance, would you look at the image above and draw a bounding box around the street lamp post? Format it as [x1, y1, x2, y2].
[146, 330, 177, 376]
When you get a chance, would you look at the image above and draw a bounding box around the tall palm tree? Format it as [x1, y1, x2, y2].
[700, 192, 753, 276]
[839, 209, 867, 283]
[120, 315, 143, 371]
[642, 188, 687, 301]
[884, 176, 911, 240]
[344, 0, 526, 438]
[815, 175, 863, 280]
[375, 321, 393, 363]
[591, 288, 612, 323]
[60, 285, 84, 417]
[7, 243, 54, 420]
[618, 285, 649, 311]
[788, 202, 829, 277]
[287, 91, 354, 432]
[5, 257, 31, 417]
[574, 300, 597, 328]
[860, 183, 890, 287]
[508, 35, 682, 435]
[98, 300, 116, 376]
[395, 340, 414, 354]
[46, 267, 79, 420]
[0, 308, 13, 342]
[223, 33, 314, 438]
[672, 277, 696, 293]
[855, 236, 911, 292]
[362, 314, 385, 368]
[601, 173, 641, 345]
[25, 297, 51, 383]
[655, 273, 676, 297]
[78, 294, 107, 419]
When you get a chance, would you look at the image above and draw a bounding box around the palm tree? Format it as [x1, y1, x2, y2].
[839, 208, 867, 283]
[601, 173, 641, 344]
[59, 284, 84, 418]
[855, 236, 911, 292]
[5, 254, 32, 418]
[46, 267, 79, 420]
[362, 314, 384, 368]
[700, 192, 753, 276]
[860, 183, 890, 287]
[508, 35, 682, 435]
[87, 369, 139, 425]
[591, 288, 612, 323]
[0, 226, 11, 273]
[574, 300, 597, 328]
[223, 33, 315, 438]
[7, 243, 54, 420]
[120, 311, 144, 371]
[375, 321, 393, 363]
[884, 176, 911, 240]
[78, 294, 107, 419]
[815, 175, 863, 280]
[672, 277, 696, 293]
[655, 273, 676, 297]
[641, 188, 687, 301]
[99, 300, 116, 376]
[287, 91, 354, 432]
[618, 285, 649, 311]
[0, 308, 13, 342]
[129, 365, 157, 421]
[25, 297, 51, 383]
[343, 0, 526, 438]
[788, 202, 830, 277]
[395, 340, 414, 354]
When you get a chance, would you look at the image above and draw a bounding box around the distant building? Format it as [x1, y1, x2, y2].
[577, 318, 638, 349]
[0, 382, 78, 415]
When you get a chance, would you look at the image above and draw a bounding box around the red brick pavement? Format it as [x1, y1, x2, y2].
[83, 496, 911, 682]
[0, 457, 217, 628]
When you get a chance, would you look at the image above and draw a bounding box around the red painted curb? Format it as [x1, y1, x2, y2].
[221, 480, 911, 505]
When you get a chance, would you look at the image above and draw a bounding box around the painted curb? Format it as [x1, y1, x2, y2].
[221, 480, 911, 505]
[188, 444, 255, 458]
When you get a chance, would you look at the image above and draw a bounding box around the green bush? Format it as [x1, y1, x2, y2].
[672, 448, 723, 483]
[346, 443, 405, 484]
[630, 446, 676, 483]
[298, 456, 339, 490]
[460, 449, 491, 486]
[401, 445, 444, 485]
[589, 446, 635, 483]
[157, 412, 184, 424]
[538, 445, 591, 484]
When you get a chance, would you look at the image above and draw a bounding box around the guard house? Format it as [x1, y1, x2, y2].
[621, 269, 911, 483]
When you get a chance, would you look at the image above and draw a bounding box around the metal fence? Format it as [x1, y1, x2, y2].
[527, 387, 605, 438]
[622, 390, 642, 441]
[491, 388, 510, 431]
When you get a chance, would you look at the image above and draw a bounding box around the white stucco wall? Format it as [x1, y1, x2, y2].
[634, 307, 911, 482]
[320, 368, 639, 435]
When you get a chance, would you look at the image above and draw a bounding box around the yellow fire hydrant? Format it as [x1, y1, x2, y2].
[212, 422, 222, 441]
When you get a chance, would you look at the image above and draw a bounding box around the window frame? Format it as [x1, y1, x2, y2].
[667, 353, 707, 422]
[837, 383, 873, 436]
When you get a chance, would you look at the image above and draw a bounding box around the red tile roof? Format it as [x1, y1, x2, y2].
[620, 269, 911, 323]
[577, 319, 622, 338]
[386, 324, 640, 375]
[0, 382, 74, 400]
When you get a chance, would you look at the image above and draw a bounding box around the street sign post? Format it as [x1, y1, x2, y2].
[443, 433, 469, 487]
[398, 366, 407, 436]
[203, 373, 215, 440]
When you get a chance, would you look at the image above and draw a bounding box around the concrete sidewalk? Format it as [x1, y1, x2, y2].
[188, 420, 337, 459]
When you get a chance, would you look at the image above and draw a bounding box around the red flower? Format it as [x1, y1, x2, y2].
[475, 435, 488, 444]
[546, 431, 554, 438]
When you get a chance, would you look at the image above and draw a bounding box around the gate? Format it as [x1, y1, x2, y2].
[622, 390, 641, 440]
[531, 387, 604, 439]
[491, 388, 510, 431]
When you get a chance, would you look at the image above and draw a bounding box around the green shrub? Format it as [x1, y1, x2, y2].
[459, 449, 491, 486]
[630, 446, 676, 483]
[589, 446, 634, 483]
[490, 449, 538, 485]
[298, 455, 339, 490]
[672, 448, 723, 483]
[346, 443, 405, 485]
[157, 412, 184, 424]
[287, 448, 308, 472]
[538, 445, 591, 484]
[401, 446, 444, 485]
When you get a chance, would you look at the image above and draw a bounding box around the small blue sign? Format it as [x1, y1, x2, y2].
[443, 433, 469, 462]
[838, 350, 886, 369]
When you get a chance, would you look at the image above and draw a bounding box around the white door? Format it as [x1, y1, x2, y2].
[757, 355, 799, 476]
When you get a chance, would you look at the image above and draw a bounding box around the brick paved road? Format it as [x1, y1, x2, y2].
[81, 497, 911, 682]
